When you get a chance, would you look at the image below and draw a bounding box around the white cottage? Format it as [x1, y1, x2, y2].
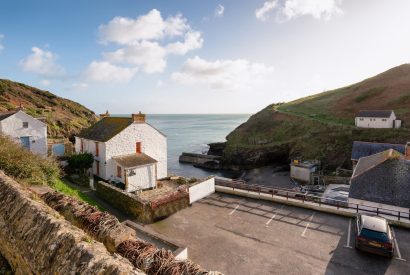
[0, 110, 48, 156]
[75, 112, 167, 192]
[355, 110, 401, 128]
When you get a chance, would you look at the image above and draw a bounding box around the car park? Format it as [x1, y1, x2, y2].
[354, 214, 394, 257]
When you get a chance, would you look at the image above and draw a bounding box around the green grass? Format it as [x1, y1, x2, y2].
[353, 87, 385, 103]
[52, 179, 106, 211]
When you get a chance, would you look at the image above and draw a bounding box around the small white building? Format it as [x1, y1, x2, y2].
[355, 110, 401, 128]
[0, 110, 48, 156]
[290, 159, 319, 184]
[75, 112, 167, 192]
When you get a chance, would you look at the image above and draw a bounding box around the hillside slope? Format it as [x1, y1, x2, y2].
[222, 64, 410, 170]
[0, 79, 97, 138]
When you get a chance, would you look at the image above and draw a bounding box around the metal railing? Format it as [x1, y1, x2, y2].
[215, 179, 410, 222]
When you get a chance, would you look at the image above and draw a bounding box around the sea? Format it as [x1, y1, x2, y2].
[143, 114, 251, 179]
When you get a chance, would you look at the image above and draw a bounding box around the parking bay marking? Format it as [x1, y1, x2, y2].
[266, 205, 285, 226]
[391, 228, 406, 261]
[228, 200, 243, 215]
[301, 213, 315, 238]
[344, 219, 353, 248]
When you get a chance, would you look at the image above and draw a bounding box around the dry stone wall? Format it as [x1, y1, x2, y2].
[0, 171, 144, 275]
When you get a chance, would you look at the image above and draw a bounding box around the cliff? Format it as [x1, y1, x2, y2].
[220, 64, 410, 170]
[0, 79, 97, 138]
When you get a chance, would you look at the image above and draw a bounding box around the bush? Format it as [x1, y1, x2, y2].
[0, 134, 60, 185]
[67, 152, 94, 173]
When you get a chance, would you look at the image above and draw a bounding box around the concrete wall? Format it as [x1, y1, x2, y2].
[355, 113, 396, 128]
[126, 164, 156, 192]
[0, 111, 47, 156]
[0, 171, 143, 275]
[189, 177, 215, 204]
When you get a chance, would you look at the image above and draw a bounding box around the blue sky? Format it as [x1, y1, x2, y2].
[1, 0, 410, 114]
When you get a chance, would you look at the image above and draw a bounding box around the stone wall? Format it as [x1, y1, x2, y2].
[0, 171, 143, 275]
[96, 181, 189, 223]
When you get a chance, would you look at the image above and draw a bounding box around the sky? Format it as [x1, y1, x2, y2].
[1, 0, 410, 114]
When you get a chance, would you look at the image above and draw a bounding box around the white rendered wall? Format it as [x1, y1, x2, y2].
[74, 137, 107, 179]
[189, 177, 215, 204]
[290, 166, 311, 183]
[105, 123, 167, 180]
[355, 113, 396, 128]
[126, 164, 156, 192]
[0, 111, 47, 156]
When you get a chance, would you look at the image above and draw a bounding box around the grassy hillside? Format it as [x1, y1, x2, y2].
[277, 64, 410, 126]
[223, 64, 410, 170]
[0, 79, 97, 138]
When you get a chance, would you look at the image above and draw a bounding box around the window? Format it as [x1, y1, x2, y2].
[382, 119, 387, 121]
[117, 166, 122, 178]
[359, 118, 364, 121]
[95, 142, 99, 157]
[136, 142, 142, 154]
[22, 122, 28, 128]
[95, 160, 100, 176]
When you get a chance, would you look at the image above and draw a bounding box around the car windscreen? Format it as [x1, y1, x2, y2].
[360, 228, 389, 242]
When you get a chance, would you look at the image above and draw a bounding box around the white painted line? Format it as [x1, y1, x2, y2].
[301, 213, 315, 238]
[266, 205, 285, 226]
[392, 228, 406, 261]
[229, 205, 240, 215]
[344, 219, 353, 248]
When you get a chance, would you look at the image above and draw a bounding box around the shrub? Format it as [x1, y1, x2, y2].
[0, 134, 60, 185]
[67, 152, 94, 174]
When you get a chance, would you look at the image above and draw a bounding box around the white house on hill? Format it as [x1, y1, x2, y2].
[75, 112, 167, 192]
[355, 110, 401, 128]
[0, 110, 48, 156]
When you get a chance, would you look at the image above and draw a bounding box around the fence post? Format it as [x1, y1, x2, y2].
[356, 204, 359, 213]
[398, 211, 401, 221]
[337, 201, 339, 210]
[286, 192, 288, 200]
[376, 208, 379, 216]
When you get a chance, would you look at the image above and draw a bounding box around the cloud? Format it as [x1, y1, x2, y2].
[255, 0, 343, 21]
[20, 47, 65, 77]
[172, 56, 274, 91]
[87, 9, 202, 82]
[40, 79, 51, 86]
[71, 82, 89, 90]
[215, 4, 225, 17]
[255, 1, 278, 21]
[85, 61, 138, 83]
[0, 34, 4, 52]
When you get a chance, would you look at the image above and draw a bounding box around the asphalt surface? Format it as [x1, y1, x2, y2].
[148, 193, 410, 275]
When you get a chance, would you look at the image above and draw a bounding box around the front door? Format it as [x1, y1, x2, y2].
[95, 160, 100, 176]
[20, 136, 30, 150]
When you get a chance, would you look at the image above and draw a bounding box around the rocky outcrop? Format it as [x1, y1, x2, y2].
[207, 142, 226, 156]
[0, 171, 143, 275]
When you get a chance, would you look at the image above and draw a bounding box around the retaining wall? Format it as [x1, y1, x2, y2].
[0, 171, 143, 275]
[96, 181, 189, 223]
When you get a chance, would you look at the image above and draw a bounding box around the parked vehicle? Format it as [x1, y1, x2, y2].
[354, 214, 394, 257]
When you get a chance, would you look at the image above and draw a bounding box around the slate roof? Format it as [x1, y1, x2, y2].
[77, 117, 134, 142]
[113, 153, 157, 168]
[351, 141, 406, 161]
[0, 111, 18, 121]
[349, 150, 410, 209]
[357, 110, 393, 118]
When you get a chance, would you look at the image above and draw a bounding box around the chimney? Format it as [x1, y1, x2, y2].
[132, 111, 146, 123]
[406, 142, 410, 160]
[99, 110, 110, 119]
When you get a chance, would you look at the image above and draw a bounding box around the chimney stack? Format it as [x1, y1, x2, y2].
[132, 111, 146, 123]
[99, 110, 110, 119]
[406, 142, 410, 160]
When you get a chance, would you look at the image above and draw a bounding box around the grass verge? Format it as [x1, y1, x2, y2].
[52, 178, 106, 211]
